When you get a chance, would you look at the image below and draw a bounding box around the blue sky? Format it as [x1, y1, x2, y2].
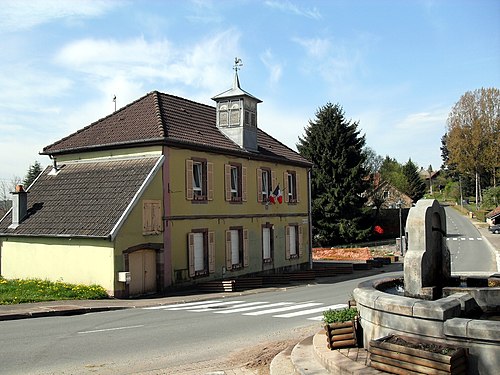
[1, 0, 499, 184]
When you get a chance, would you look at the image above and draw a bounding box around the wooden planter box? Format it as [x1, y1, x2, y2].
[324, 319, 358, 349]
[369, 335, 467, 375]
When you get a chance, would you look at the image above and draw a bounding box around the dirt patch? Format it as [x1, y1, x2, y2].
[385, 335, 458, 356]
[312, 247, 372, 261]
[313, 246, 398, 261]
[230, 339, 296, 374]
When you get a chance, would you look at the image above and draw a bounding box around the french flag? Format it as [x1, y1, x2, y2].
[269, 185, 282, 204]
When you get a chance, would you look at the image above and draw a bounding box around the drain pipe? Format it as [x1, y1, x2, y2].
[307, 168, 313, 270]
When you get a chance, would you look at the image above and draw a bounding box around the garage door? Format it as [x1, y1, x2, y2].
[129, 249, 156, 296]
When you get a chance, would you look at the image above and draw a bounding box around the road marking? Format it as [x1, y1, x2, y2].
[273, 303, 347, 318]
[213, 302, 291, 314]
[165, 301, 244, 311]
[143, 300, 222, 310]
[243, 302, 323, 316]
[78, 325, 144, 334]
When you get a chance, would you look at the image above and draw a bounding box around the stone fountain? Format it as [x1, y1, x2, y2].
[353, 199, 500, 374]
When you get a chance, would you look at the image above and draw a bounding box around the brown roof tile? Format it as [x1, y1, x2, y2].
[42, 91, 310, 166]
[0, 157, 162, 238]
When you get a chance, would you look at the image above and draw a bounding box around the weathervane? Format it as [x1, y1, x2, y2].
[233, 57, 243, 72]
[113, 95, 117, 112]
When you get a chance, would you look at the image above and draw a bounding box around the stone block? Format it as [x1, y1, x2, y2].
[443, 318, 470, 338]
[467, 319, 500, 342]
[412, 297, 461, 320]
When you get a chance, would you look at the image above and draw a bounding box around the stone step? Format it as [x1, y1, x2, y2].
[291, 335, 331, 374]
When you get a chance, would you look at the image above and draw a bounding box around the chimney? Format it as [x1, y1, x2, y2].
[9, 185, 28, 229]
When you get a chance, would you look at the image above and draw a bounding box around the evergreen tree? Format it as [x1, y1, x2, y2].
[297, 103, 370, 246]
[402, 159, 426, 201]
[23, 161, 43, 188]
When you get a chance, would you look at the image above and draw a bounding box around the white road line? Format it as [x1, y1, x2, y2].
[307, 316, 326, 321]
[273, 303, 347, 318]
[189, 301, 248, 312]
[214, 302, 293, 314]
[143, 300, 222, 310]
[168, 301, 244, 311]
[78, 325, 144, 334]
[469, 237, 474, 241]
[243, 302, 323, 316]
[477, 238, 483, 240]
[461, 238, 466, 241]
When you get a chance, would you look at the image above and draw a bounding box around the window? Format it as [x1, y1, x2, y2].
[285, 224, 303, 260]
[188, 230, 215, 277]
[257, 168, 274, 203]
[284, 171, 299, 203]
[142, 200, 162, 235]
[225, 227, 249, 270]
[186, 159, 213, 201]
[262, 223, 274, 263]
[383, 190, 389, 199]
[225, 163, 247, 202]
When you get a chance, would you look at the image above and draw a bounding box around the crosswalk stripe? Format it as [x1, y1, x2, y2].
[243, 302, 323, 316]
[163, 301, 243, 311]
[273, 303, 347, 318]
[189, 301, 250, 312]
[143, 300, 222, 310]
[212, 302, 289, 314]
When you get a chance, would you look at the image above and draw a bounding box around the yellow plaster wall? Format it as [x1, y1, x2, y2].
[55, 146, 162, 163]
[0, 237, 114, 292]
[167, 147, 310, 282]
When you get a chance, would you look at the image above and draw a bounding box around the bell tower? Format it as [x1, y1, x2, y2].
[212, 58, 262, 152]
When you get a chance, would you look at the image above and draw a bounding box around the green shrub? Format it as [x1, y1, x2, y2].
[323, 307, 358, 324]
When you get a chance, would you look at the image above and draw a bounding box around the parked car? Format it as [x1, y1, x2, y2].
[489, 224, 500, 234]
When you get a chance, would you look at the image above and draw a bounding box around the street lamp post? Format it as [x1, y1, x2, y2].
[397, 199, 403, 256]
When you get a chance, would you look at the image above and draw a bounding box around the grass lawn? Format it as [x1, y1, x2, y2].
[0, 277, 108, 305]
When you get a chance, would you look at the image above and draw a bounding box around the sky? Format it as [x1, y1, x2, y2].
[0, 0, 499, 185]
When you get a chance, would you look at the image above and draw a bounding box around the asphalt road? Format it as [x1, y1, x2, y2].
[444, 206, 497, 273]
[0, 271, 401, 375]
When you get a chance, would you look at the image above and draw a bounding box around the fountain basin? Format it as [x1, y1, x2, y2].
[353, 277, 500, 375]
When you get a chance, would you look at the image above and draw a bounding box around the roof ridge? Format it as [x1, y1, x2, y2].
[42, 91, 157, 153]
[152, 91, 166, 137]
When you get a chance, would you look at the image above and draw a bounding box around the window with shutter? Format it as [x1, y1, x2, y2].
[262, 223, 274, 263]
[188, 229, 210, 277]
[258, 168, 271, 203]
[284, 171, 298, 203]
[186, 158, 211, 202]
[285, 224, 300, 259]
[225, 163, 244, 202]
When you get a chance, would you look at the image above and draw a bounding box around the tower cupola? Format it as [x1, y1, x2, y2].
[212, 58, 262, 152]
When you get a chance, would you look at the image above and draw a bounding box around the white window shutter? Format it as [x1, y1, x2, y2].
[224, 164, 232, 201]
[186, 159, 193, 201]
[296, 173, 300, 203]
[225, 230, 232, 270]
[285, 225, 291, 260]
[283, 172, 289, 203]
[243, 229, 249, 267]
[257, 168, 263, 203]
[207, 162, 214, 201]
[271, 171, 276, 191]
[242, 166, 247, 202]
[188, 233, 195, 277]
[298, 225, 304, 257]
[208, 231, 215, 273]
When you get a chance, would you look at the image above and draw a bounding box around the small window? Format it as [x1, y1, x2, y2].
[225, 164, 247, 202]
[285, 224, 303, 260]
[225, 228, 249, 270]
[262, 169, 270, 202]
[262, 224, 274, 263]
[143, 200, 162, 235]
[186, 159, 213, 202]
[188, 230, 215, 277]
[284, 171, 299, 203]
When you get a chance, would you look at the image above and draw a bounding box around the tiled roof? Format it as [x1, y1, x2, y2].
[0, 157, 162, 238]
[486, 206, 500, 219]
[42, 91, 310, 166]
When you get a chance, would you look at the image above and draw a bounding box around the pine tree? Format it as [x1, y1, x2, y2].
[23, 161, 43, 188]
[297, 103, 370, 246]
[402, 159, 426, 201]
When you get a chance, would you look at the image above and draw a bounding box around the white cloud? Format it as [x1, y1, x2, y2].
[264, 0, 321, 19]
[260, 49, 283, 86]
[0, 0, 118, 32]
[292, 37, 331, 59]
[55, 29, 241, 96]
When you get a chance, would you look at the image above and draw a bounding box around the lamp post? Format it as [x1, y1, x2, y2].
[397, 199, 403, 256]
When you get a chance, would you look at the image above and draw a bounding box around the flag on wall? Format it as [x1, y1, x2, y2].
[269, 185, 282, 204]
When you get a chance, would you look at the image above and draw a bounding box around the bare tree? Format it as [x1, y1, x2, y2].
[0, 176, 21, 217]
